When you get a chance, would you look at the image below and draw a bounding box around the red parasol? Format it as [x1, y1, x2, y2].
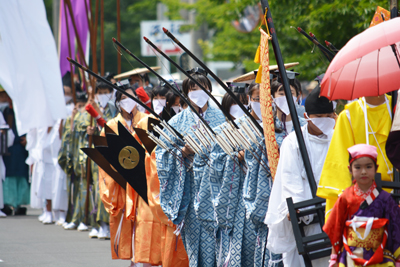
[320, 17, 400, 100]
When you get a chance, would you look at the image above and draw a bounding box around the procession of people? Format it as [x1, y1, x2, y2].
[1, 1, 400, 267]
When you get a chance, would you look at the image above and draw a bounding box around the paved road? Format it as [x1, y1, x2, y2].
[0, 207, 128, 267]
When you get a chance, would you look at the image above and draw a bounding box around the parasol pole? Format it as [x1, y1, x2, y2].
[260, 0, 318, 198]
[390, 0, 399, 183]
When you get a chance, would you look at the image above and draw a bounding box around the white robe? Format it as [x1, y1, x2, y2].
[26, 128, 42, 209]
[264, 125, 331, 267]
[31, 126, 56, 202]
[28, 121, 68, 210]
[49, 119, 67, 211]
[0, 113, 15, 209]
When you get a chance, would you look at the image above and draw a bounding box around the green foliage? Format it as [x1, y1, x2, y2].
[161, 0, 389, 80]
[43, 0, 389, 80]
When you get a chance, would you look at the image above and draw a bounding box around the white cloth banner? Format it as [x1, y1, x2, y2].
[0, 0, 67, 135]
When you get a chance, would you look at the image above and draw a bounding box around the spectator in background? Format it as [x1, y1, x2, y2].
[128, 74, 152, 114]
[143, 73, 153, 89]
[0, 86, 15, 218]
[1, 89, 30, 216]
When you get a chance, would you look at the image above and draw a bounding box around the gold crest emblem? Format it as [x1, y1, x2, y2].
[118, 146, 139, 169]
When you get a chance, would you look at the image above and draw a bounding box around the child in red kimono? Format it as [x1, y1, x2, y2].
[324, 144, 400, 267]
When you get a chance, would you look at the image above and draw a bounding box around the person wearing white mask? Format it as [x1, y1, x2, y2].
[164, 80, 183, 116]
[94, 82, 113, 112]
[97, 86, 149, 259]
[221, 83, 249, 120]
[85, 82, 116, 238]
[63, 85, 74, 116]
[151, 84, 169, 115]
[265, 85, 335, 267]
[248, 82, 263, 125]
[270, 80, 307, 145]
[156, 68, 226, 266]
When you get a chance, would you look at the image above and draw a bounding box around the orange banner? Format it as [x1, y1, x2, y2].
[256, 28, 280, 179]
[369, 6, 390, 28]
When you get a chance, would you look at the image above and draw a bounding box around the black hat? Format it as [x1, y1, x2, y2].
[186, 67, 208, 76]
[160, 80, 183, 93]
[274, 69, 300, 83]
[104, 72, 116, 81]
[76, 91, 88, 103]
[305, 85, 333, 115]
[226, 82, 249, 94]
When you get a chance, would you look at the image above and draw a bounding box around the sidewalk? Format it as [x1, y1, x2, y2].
[0, 207, 127, 267]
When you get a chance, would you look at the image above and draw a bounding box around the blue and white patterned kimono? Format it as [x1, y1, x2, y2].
[156, 104, 226, 267]
[243, 116, 307, 267]
[196, 117, 253, 267]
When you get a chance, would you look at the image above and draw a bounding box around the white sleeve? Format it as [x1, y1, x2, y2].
[264, 135, 306, 254]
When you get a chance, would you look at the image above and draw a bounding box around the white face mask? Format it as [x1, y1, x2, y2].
[66, 103, 74, 116]
[188, 90, 209, 108]
[119, 98, 137, 114]
[152, 99, 166, 115]
[171, 105, 180, 114]
[250, 101, 262, 121]
[64, 95, 73, 104]
[273, 96, 297, 115]
[306, 113, 336, 135]
[229, 104, 245, 119]
[96, 93, 112, 108]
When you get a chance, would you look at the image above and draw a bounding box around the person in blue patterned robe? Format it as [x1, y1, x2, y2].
[206, 82, 307, 267]
[156, 70, 226, 267]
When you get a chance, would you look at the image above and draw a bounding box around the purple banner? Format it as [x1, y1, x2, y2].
[59, 0, 90, 77]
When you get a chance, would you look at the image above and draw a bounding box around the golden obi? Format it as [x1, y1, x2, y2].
[346, 226, 384, 249]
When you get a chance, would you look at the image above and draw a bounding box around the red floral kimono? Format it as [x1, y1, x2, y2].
[323, 181, 400, 266]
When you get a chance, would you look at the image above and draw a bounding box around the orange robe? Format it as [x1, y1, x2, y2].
[132, 116, 189, 267]
[99, 112, 147, 260]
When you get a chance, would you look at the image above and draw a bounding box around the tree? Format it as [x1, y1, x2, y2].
[161, 0, 388, 80]
[44, 0, 159, 75]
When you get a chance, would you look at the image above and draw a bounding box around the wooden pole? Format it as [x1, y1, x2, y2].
[117, 0, 121, 74]
[91, 0, 99, 74]
[65, 0, 96, 225]
[100, 0, 105, 76]
[64, 0, 76, 104]
[83, 0, 96, 226]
